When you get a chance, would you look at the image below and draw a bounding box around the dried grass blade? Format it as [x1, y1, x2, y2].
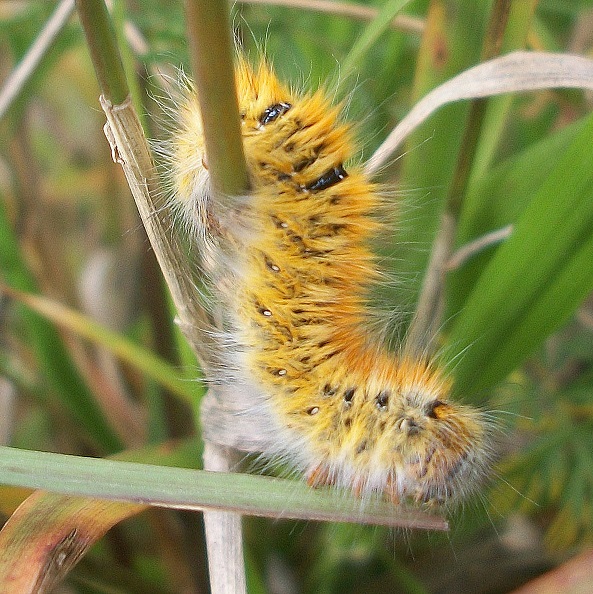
[366, 51, 593, 175]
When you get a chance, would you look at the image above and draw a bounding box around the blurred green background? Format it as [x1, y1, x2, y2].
[2, 0, 593, 592]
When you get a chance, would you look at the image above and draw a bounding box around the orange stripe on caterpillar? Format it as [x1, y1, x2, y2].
[167, 56, 492, 506]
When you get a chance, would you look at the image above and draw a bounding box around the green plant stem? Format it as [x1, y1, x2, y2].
[407, 0, 512, 351]
[112, 0, 145, 125]
[447, 0, 512, 217]
[75, 0, 129, 104]
[171, 5, 250, 593]
[184, 0, 249, 197]
[464, 0, 539, 187]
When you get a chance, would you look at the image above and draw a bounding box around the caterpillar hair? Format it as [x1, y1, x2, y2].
[164, 56, 492, 506]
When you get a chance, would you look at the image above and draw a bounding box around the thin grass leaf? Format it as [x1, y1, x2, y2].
[0, 283, 201, 406]
[240, 0, 424, 34]
[448, 109, 593, 396]
[468, 0, 539, 181]
[363, 50, 593, 383]
[0, 199, 122, 453]
[0, 440, 201, 594]
[457, 118, 584, 248]
[0, 0, 75, 122]
[366, 52, 593, 174]
[447, 118, 585, 314]
[339, 0, 414, 81]
[0, 446, 447, 531]
[375, 0, 489, 312]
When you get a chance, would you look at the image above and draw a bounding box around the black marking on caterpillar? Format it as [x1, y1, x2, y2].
[426, 400, 444, 419]
[305, 165, 348, 192]
[260, 102, 292, 125]
[343, 387, 356, 406]
[375, 391, 390, 410]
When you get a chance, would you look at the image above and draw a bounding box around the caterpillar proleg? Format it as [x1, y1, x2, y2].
[166, 57, 491, 506]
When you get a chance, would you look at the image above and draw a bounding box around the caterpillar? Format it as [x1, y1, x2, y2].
[165, 57, 492, 506]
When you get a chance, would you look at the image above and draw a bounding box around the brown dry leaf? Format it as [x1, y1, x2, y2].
[0, 491, 144, 593]
[366, 51, 593, 175]
[0, 441, 200, 593]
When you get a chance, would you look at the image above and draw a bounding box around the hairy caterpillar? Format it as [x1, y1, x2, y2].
[166, 57, 491, 506]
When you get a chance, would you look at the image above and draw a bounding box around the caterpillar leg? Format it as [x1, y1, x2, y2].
[306, 463, 335, 489]
[385, 475, 401, 506]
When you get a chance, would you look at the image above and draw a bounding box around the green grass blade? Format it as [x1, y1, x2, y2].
[0, 199, 122, 453]
[1, 284, 201, 406]
[392, 0, 490, 309]
[0, 440, 201, 593]
[448, 110, 593, 396]
[0, 446, 447, 531]
[340, 0, 414, 80]
[448, 119, 585, 311]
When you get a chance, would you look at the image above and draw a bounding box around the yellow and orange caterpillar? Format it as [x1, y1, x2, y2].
[167, 57, 491, 506]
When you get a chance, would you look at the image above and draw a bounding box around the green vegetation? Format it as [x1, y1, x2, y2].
[1, 0, 593, 592]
